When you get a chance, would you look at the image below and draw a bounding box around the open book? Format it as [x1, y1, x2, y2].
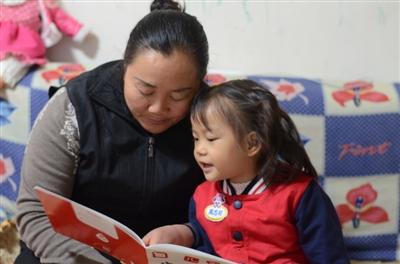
[35, 186, 236, 264]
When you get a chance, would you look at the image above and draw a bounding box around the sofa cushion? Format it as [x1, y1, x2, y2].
[0, 63, 89, 221]
[1, 65, 399, 262]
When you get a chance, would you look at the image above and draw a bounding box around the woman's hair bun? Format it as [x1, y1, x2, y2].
[150, 0, 184, 12]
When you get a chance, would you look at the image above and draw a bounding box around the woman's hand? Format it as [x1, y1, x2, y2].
[142, 224, 194, 247]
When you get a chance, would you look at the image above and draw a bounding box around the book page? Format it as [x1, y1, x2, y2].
[146, 244, 237, 264]
[35, 186, 148, 264]
[35, 186, 237, 264]
[72, 202, 119, 239]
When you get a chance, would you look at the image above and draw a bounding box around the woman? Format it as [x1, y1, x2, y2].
[15, 0, 208, 263]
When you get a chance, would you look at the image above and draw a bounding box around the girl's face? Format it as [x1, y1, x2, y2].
[124, 49, 200, 134]
[192, 107, 258, 184]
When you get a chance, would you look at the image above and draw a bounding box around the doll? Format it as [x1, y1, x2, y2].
[0, 219, 19, 264]
[0, 0, 89, 90]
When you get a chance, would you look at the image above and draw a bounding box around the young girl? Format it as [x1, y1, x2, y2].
[145, 79, 350, 263]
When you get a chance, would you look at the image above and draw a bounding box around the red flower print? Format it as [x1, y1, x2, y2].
[336, 183, 389, 228]
[262, 79, 309, 105]
[332, 81, 389, 107]
[41, 64, 86, 85]
[204, 74, 226, 86]
[0, 154, 17, 192]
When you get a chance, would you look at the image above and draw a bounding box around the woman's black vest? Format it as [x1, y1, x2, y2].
[66, 61, 203, 237]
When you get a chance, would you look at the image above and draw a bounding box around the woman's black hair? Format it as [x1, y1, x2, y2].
[123, 0, 209, 79]
[191, 79, 318, 184]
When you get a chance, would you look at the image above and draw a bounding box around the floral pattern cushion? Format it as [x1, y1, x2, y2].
[0, 63, 88, 219]
[1, 65, 399, 261]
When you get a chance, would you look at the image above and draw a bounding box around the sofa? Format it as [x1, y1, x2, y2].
[0, 62, 399, 263]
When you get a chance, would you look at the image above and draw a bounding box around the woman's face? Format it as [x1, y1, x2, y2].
[124, 49, 200, 134]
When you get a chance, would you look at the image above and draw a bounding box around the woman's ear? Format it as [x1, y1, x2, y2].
[245, 131, 261, 157]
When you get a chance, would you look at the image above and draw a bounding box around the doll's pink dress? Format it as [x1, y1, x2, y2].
[0, 0, 46, 65]
[0, 0, 86, 66]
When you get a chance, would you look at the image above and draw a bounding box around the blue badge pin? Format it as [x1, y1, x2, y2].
[204, 193, 228, 222]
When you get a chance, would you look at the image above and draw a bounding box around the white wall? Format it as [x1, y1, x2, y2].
[48, 1, 399, 82]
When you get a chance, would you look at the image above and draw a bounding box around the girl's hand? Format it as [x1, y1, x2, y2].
[142, 224, 194, 247]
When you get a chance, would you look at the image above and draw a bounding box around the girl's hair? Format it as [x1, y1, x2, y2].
[123, 0, 209, 79]
[191, 79, 318, 184]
